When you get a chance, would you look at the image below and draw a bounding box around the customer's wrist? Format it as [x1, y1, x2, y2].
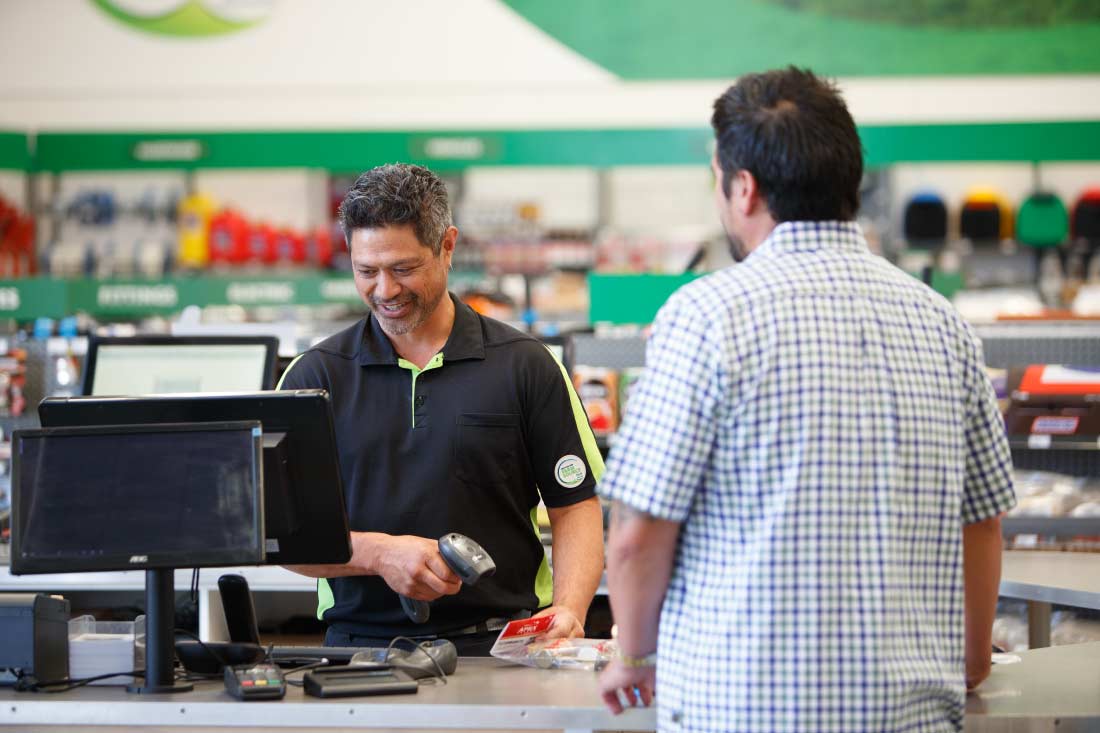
[618, 650, 657, 668]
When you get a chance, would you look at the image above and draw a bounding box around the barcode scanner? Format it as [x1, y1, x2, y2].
[400, 533, 496, 624]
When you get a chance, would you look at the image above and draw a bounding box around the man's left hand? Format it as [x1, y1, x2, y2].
[531, 605, 584, 639]
[598, 658, 655, 714]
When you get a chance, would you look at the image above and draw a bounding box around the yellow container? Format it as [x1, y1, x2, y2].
[176, 192, 218, 268]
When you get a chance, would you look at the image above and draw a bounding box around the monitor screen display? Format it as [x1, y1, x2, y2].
[38, 390, 351, 566]
[83, 336, 278, 395]
[11, 422, 265, 574]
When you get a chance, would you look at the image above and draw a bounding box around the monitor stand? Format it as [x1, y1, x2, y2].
[127, 569, 193, 694]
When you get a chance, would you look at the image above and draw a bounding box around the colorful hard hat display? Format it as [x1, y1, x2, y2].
[903, 191, 947, 248]
[1016, 192, 1068, 248]
[1072, 187, 1100, 243]
[960, 186, 1013, 243]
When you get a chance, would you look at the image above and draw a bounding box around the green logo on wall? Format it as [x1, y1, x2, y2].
[92, 0, 273, 38]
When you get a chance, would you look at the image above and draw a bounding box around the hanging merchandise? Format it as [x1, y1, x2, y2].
[304, 225, 334, 269]
[960, 187, 1013, 244]
[176, 192, 218, 268]
[271, 227, 306, 266]
[0, 198, 35, 278]
[902, 191, 948, 249]
[208, 209, 251, 265]
[246, 222, 277, 265]
[1017, 193, 1069, 249]
[67, 190, 116, 227]
[1072, 188, 1100, 246]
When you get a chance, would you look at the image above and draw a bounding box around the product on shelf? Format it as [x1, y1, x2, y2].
[247, 221, 277, 265]
[208, 209, 251, 265]
[573, 365, 618, 435]
[902, 191, 948, 250]
[271, 226, 306, 265]
[960, 186, 1013, 244]
[67, 190, 117, 226]
[0, 344, 27, 417]
[1010, 470, 1099, 517]
[0, 195, 35, 278]
[177, 191, 218, 268]
[304, 225, 335, 268]
[1017, 192, 1069, 250]
[1071, 187, 1100, 246]
[1002, 364, 1100, 436]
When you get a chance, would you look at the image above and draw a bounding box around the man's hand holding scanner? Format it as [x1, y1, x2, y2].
[376, 534, 463, 599]
[340, 531, 461, 598]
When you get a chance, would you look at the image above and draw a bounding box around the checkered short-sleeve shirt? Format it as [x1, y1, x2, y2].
[600, 221, 1015, 733]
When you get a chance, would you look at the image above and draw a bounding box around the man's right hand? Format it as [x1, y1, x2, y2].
[366, 534, 462, 601]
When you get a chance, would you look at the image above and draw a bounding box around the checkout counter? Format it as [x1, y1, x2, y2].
[2, 645, 1100, 732]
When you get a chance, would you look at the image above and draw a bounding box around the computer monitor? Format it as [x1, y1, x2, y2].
[37, 390, 351, 566]
[11, 422, 264, 574]
[82, 335, 279, 396]
[11, 421, 265, 694]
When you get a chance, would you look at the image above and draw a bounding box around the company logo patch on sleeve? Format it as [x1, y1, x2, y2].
[554, 455, 587, 488]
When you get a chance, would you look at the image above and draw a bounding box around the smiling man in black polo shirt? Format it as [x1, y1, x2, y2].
[280, 163, 606, 655]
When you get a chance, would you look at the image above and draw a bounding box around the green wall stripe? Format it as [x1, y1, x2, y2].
[860, 122, 1100, 165]
[504, 0, 1100, 78]
[32, 121, 1100, 172]
[0, 132, 30, 171]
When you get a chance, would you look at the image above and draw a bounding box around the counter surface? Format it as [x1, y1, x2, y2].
[2, 644, 1100, 732]
[999, 550, 1100, 609]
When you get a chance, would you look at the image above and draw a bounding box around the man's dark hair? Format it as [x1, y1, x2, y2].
[338, 163, 452, 254]
[711, 67, 863, 222]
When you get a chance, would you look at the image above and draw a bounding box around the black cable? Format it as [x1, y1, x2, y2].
[281, 659, 330, 687]
[11, 667, 146, 693]
[190, 568, 200, 605]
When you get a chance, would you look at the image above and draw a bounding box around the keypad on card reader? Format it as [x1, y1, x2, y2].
[224, 662, 287, 700]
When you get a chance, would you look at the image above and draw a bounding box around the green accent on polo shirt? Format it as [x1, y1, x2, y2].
[398, 352, 445, 427]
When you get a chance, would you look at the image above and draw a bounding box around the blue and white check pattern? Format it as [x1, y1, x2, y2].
[600, 221, 1015, 733]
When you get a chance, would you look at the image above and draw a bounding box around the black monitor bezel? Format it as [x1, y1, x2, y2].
[38, 389, 351, 566]
[82, 335, 280, 395]
[11, 420, 266, 575]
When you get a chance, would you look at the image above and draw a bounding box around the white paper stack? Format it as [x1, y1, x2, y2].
[68, 616, 138, 686]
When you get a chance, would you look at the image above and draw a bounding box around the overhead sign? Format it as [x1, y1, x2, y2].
[132, 139, 207, 162]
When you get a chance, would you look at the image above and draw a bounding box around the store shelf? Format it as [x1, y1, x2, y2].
[0, 270, 501, 321]
[0, 274, 363, 320]
[976, 322, 1100, 370]
[1009, 436, 1100, 451]
[1002, 517, 1100, 538]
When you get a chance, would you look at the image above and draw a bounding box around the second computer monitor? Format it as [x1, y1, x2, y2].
[82, 335, 279, 395]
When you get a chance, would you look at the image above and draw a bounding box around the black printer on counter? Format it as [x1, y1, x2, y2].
[0, 593, 69, 685]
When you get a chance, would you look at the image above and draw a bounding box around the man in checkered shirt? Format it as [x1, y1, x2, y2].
[597, 67, 1015, 733]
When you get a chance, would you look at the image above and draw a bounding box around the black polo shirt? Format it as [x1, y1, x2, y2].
[279, 293, 602, 638]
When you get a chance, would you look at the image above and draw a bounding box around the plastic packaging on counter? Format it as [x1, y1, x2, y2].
[489, 614, 618, 671]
